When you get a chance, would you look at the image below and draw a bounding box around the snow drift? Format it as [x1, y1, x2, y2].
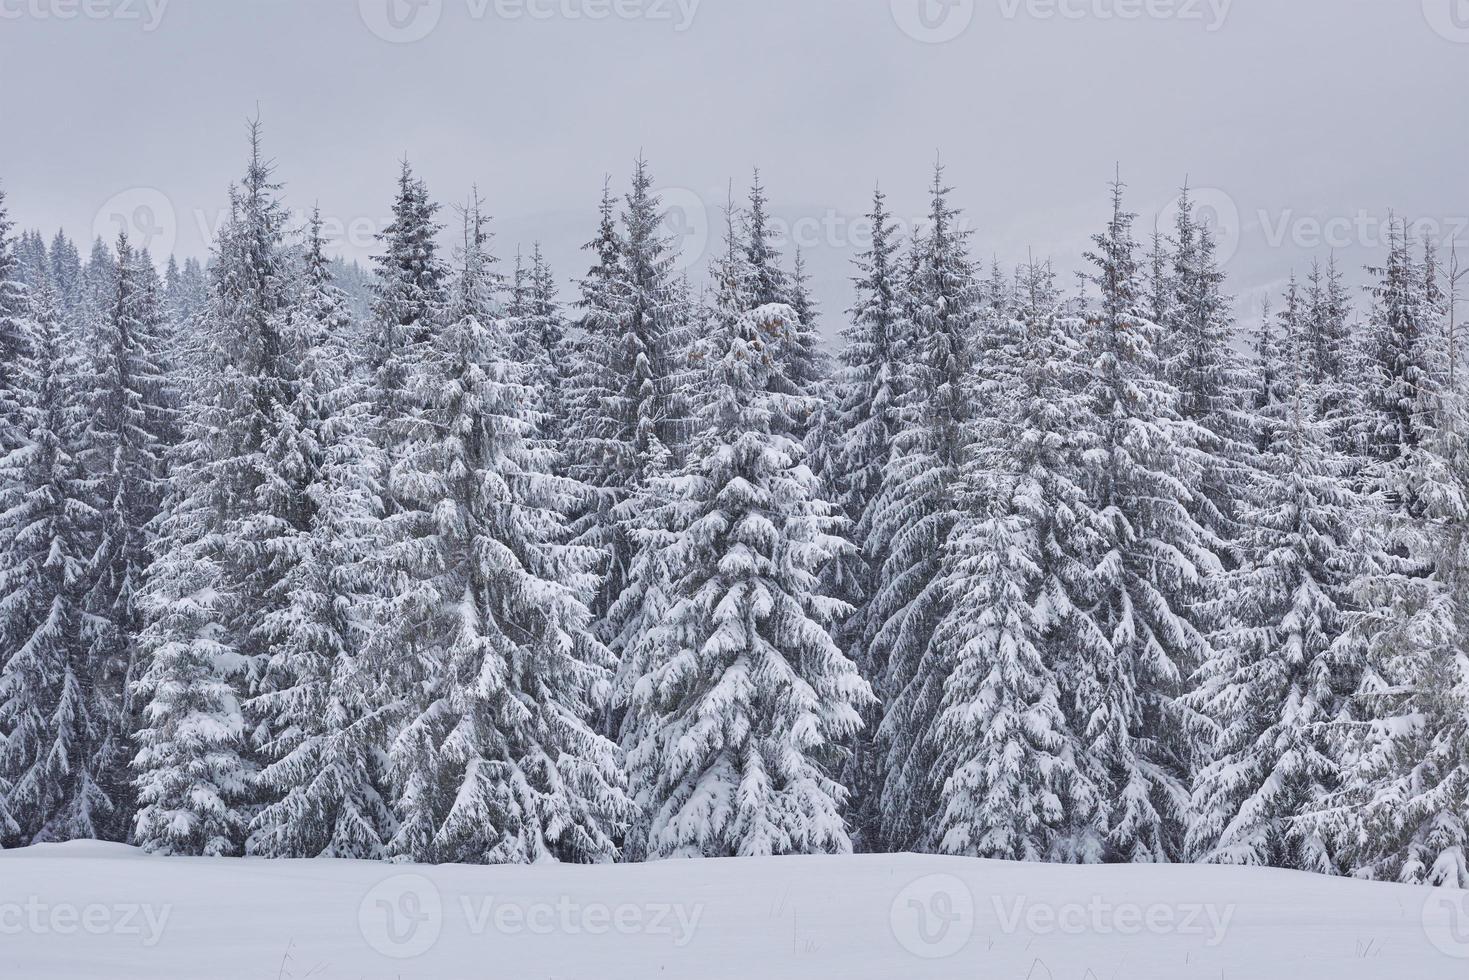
[3, 841, 1468, 978]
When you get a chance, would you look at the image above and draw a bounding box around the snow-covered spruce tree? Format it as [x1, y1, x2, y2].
[76, 237, 120, 355]
[1321, 228, 1469, 886]
[244, 211, 394, 859]
[789, 247, 817, 335]
[829, 190, 905, 615]
[81, 235, 119, 303]
[508, 246, 529, 324]
[0, 280, 106, 845]
[827, 187, 908, 849]
[132, 125, 297, 856]
[162, 255, 210, 374]
[928, 258, 1102, 862]
[564, 183, 626, 456]
[364, 182, 470, 862]
[1304, 257, 1357, 399]
[742, 169, 789, 308]
[367, 160, 449, 491]
[1245, 295, 1284, 450]
[16, 230, 49, 286]
[789, 246, 837, 469]
[565, 162, 682, 654]
[1069, 179, 1219, 863]
[620, 158, 685, 452]
[1187, 298, 1359, 874]
[563, 182, 628, 616]
[0, 191, 34, 843]
[622, 217, 871, 858]
[970, 258, 1012, 375]
[0, 187, 33, 494]
[131, 487, 251, 857]
[741, 173, 826, 446]
[1145, 226, 1172, 328]
[1353, 226, 1441, 475]
[377, 196, 628, 865]
[867, 165, 980, 852]
[1160, 186, 1250, 556]
[604, 430, 679, 861]
[511, 242, 570, 445]
[48, 232, 83, 313]
[78, 233, 177, 839]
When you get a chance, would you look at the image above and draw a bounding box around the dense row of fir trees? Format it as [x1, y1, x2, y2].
[1, 128, 1467, 888]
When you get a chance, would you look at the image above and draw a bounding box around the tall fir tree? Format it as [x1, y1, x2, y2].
[368, 160, 449, 490]
[79, 233, 176, 839]
[1160, 186, 1250, 557]
[566, 162, 682, 663]
[48, 231, 83, 313]
[929, 258, 1102, 862]
[1068, 179, 1218, 863]
[511, 242, 570, 446]
[378, 196, 628, 865]
[829, 187, 907, 849]
[1188, 297, 1358, 874]
[741, 169, 788, 308]
[246, 211, 395, 859]
[622, 223, 871, 858]
[16, 230, 49, 286]
[866, 165, 980, 852]
[132, 124, 297, 855]
[1304, 258, 1354, 399]
[0, 280, 105, 844]
[1324, 226, 1469, 886]
[741, 173, 825, 445]
[0, 187, 33, 496]
[0, 190, 28, 841]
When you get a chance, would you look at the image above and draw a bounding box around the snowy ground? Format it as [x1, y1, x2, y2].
[3, 841, 1469, 979]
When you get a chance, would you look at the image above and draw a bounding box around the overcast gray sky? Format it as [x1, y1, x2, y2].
[2, 0, 1466, 335]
